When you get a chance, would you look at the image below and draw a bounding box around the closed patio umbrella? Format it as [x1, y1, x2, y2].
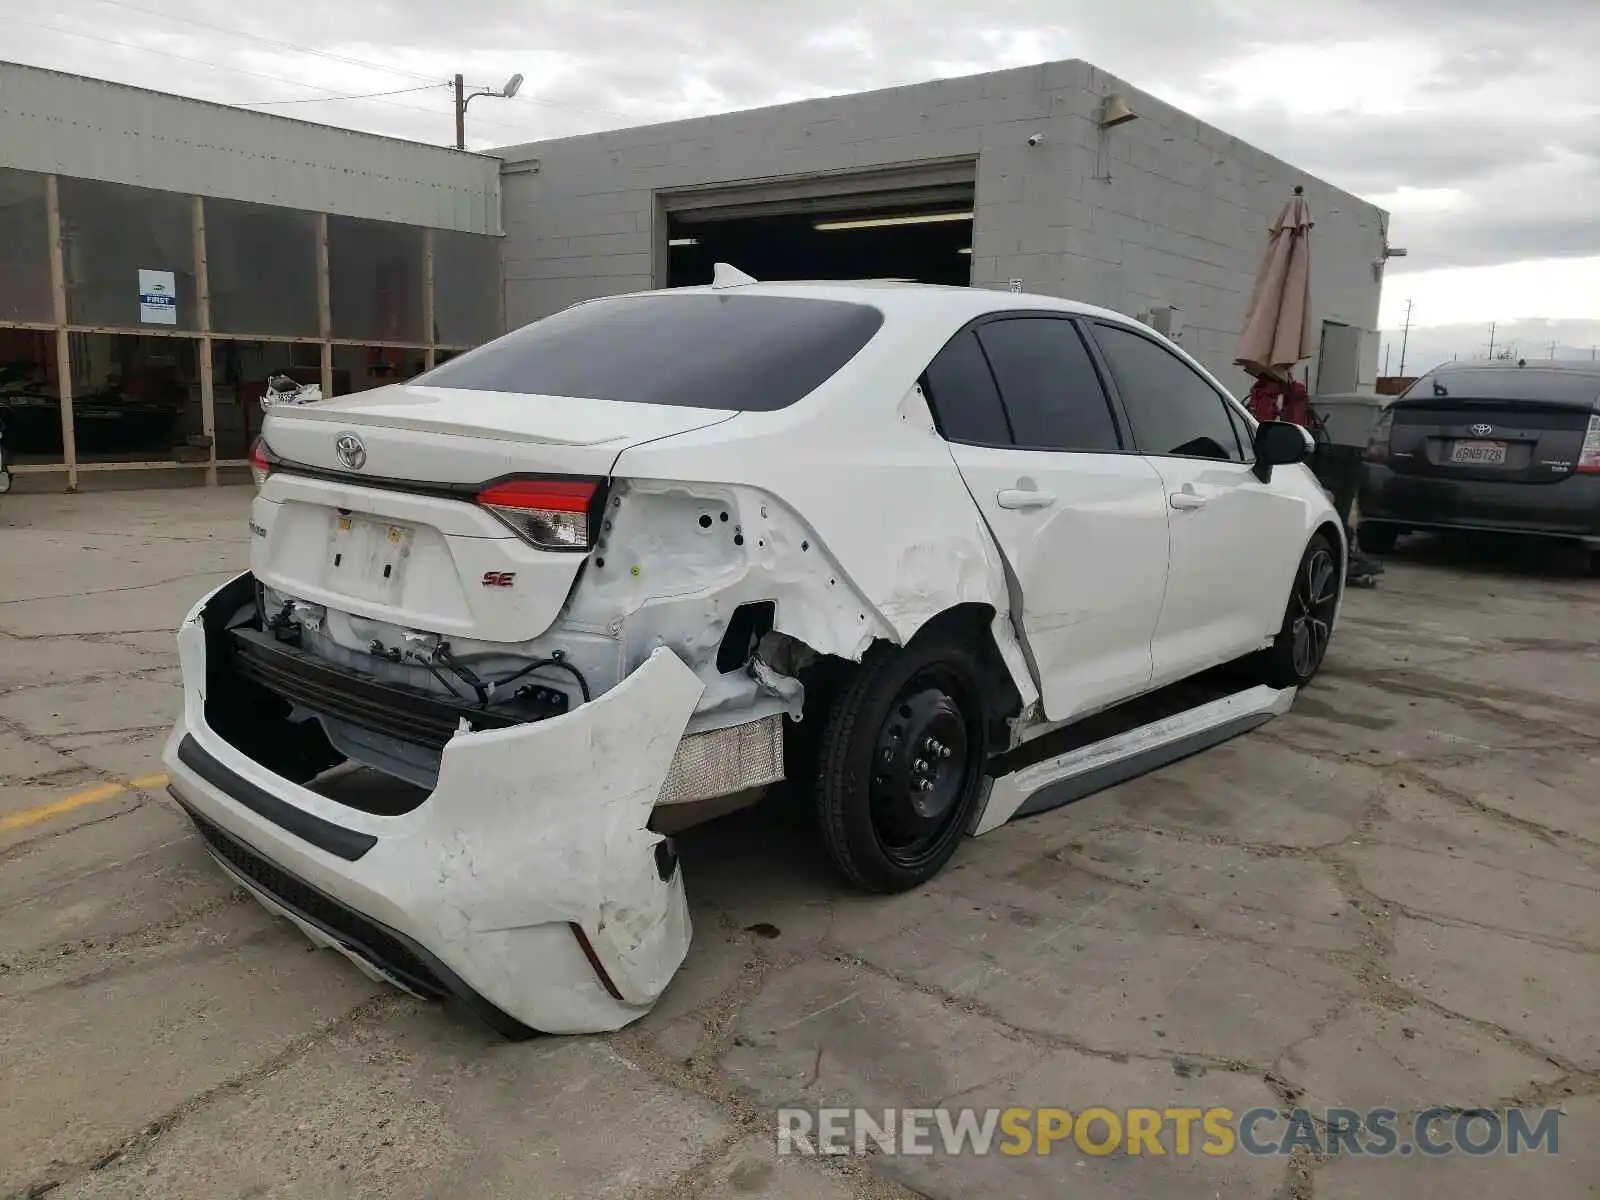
[1235, 185, 1315, 380]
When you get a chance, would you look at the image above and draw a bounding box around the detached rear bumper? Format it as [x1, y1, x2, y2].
[164, 574, 704, 1035]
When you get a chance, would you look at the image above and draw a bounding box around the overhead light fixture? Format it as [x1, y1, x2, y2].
[814, 211, 974, 232]
[957, 247, 972, 255]
[668, 237, 699, 247]
[1099, 93, 1138, 129]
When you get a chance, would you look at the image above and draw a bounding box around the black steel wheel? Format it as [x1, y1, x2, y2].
[1256, 533, 1341, 689]
[815, 634, 989, 892]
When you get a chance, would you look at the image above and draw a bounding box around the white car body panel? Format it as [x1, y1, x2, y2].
[945, 442, 1171, 721]
[166, 277, 1343, 1036]
[165, 580, 703, 1034]
[1148, 456, 1336, 688]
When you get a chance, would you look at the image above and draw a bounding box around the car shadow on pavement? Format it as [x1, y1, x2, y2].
[1374, 530, 1597, 579]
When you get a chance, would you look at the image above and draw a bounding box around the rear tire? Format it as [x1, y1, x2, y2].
[814, 633, 990, 893]
[1358, 523, 1400, 554]
[1256, 533, 1341, 689]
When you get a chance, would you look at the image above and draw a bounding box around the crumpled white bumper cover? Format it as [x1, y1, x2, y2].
[162, 574, 702, 1036]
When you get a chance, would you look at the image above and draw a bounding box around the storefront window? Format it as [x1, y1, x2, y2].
[328, 216, 424, 344]
[211, 340, 321, 458]
[0, 328, 64, 464]
[332, 344, 428, 395]
[205, 199, 320, 338]
[69, 333, 203, 463]
[0, 169, 52, 324]
[59, 178, 197, 331]
[433, 230, 501, 346]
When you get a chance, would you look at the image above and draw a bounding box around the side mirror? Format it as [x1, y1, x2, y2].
[1252, 419, 1314, 483]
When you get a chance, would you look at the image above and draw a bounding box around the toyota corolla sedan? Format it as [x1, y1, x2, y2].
[163, 274, 1342, 1036]
[1359, 360, 1600, 568]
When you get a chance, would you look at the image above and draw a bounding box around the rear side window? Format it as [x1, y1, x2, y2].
[1092, 323, 1244, 461]
[975, 318, 1121, 452]
[921, 329, 1012, 445]
[417, 293, 884, 411]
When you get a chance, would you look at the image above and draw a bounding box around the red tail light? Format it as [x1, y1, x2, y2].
[478, 479, 599, 551]
[249, 438, 274, 487]
[1577, 415, 1600, 475]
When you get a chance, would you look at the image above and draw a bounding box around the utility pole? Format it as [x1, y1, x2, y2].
[1548, 340, 1558, 359]
[454, 74, 465, 151]
[1397, 299, 1413, 376]
[1383, 342, 1391, 376]
[1487, 321, 1496, 360]
[453, 71, 523, 151]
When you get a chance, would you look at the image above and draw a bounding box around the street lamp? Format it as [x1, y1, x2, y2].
[455, 72, 524, 150]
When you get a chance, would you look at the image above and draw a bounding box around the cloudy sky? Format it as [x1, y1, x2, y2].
[7, 0, 1598, 369]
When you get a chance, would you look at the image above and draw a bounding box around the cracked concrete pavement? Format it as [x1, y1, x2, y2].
[2, 488, 1597, 1199]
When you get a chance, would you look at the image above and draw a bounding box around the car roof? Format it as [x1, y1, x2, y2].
[1406, 360, 1600, 408]
[1423, 358, 1600, 379]
[610, 277, 1139, 328]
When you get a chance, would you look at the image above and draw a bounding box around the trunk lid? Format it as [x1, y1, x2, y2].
[254, 384, 736, 644]
[1386, 393, 1596, 484]
[262, 383, 736, 481]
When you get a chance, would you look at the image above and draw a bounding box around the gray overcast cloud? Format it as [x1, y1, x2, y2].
[6, 0, 1598, 343]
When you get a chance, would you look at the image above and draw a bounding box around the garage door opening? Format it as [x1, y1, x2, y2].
[662, 159, 979, 292]
[667, 205, 972, 287]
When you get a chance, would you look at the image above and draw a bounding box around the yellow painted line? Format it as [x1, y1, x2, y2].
[0, 773, 170, 833]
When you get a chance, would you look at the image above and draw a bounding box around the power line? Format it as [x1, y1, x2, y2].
[13, 17, 539, 134]
[85, 0, 641, 126]
[238, 83, 448, 107]
[84, 0, 439, 84]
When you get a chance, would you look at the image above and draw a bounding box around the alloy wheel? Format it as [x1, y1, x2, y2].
[1290, 549, 1339, 678]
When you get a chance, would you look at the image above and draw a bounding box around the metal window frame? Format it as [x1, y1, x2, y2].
[0, 174, 497, 489]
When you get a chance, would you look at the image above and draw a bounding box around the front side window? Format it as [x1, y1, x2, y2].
[1091, 323, 1244, 462]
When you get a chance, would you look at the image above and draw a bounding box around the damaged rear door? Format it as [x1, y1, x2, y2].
[923, 317, 1170, 722]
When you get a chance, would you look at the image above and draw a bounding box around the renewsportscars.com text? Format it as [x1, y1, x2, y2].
[776, 1106, 1562, 1158]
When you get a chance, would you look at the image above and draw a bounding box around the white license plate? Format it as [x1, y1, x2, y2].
[326, 515, 413, 600]
[1451, 440, 1507, 465]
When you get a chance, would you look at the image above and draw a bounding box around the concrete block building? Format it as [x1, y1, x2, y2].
[493, 59, 1387, 396]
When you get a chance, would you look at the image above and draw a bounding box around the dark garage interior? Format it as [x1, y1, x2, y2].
[666, 202, 974, 288]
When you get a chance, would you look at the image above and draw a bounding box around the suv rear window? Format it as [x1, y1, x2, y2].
[416, 293, 884, 411]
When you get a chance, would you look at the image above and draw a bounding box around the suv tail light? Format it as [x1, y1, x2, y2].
[249, 438, 275, 487]
[1578, 415, 1600, 474]
[478, 479, 599, 551]
[1364, 407, 1394, 462]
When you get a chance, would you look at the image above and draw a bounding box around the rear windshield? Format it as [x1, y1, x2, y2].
[416, 293, 885, 411]
[1407, 368, 1600, 407]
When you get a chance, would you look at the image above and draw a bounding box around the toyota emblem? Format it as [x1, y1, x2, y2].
[335, 433, 367, 471]
[1469, 423, 1494, 437]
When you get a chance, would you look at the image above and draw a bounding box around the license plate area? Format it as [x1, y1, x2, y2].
[1450, 439, 1508, 465]
[325, 514, 414, 602]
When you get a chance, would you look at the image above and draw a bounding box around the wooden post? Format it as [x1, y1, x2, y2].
[44, 174, 77, 491]
[192, 194, 217, 485]
[315, 212, 333, 397]
[423, 226, 436, 370]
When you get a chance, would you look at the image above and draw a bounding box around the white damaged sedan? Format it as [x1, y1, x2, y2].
[164, 274, 1344, 1036]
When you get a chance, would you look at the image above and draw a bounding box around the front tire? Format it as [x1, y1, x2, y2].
[1257, 534, 1341, 689]
[814, 633, 990, 893]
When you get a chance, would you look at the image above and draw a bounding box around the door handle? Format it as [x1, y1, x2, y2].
[997, 488, 1056, 510]
[1169, 491, 1207, 511]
